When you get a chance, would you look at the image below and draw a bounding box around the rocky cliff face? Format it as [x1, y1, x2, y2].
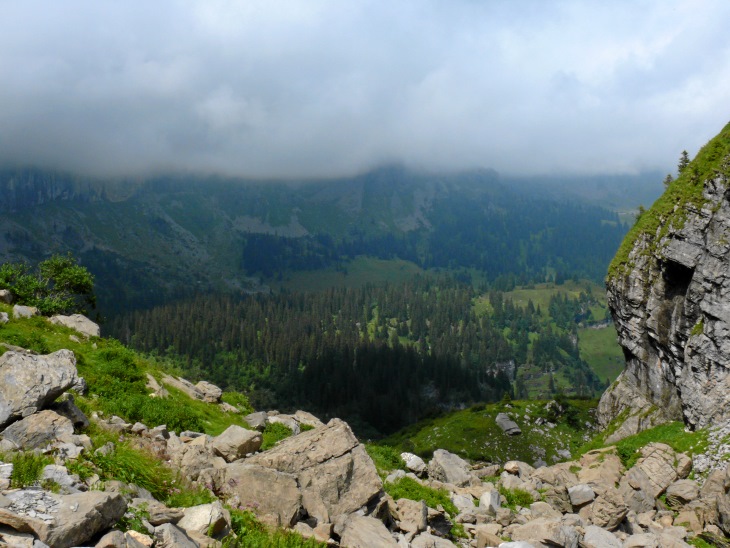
[598, 124, 730, 439]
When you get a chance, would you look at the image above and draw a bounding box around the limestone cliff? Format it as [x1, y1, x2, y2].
[598, 122, 730, 440]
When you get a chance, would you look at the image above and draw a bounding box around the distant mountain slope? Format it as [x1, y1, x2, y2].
[0, 166, 627, 316]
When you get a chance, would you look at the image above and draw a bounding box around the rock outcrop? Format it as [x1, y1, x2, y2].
[49, 314, 100, 338]
[599, 124, 730, 437]
[0, 350, 78, 429]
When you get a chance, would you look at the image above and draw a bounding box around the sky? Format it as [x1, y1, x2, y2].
[1, 0, 729, 179]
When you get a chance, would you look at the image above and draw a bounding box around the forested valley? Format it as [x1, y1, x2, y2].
[110, 276, 607, 437]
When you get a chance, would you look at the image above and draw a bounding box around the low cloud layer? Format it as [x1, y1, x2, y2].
[1, 0, 729, 178]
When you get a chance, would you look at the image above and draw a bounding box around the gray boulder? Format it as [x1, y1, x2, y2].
[0, 490, 126, 548]
[49, 314, 100, 338]
[160, 375, 221, 403]
[0, 289, 12, 304]
[0, 312, 8, 325]
[567, 483, 595, 508]
[130, 498, 183, 526]
[581, 525, 621, 548]
[267, 413, 300, 435]
[496, 413, 522, 435]
[293, 410, 325, 428]
[395, 498, 427, 534]
[219, 463, 301, 527]
[244, 411, 268, 431]
[0, 350, 78, 429]
[12, 305, 38, 319]
[510, 517, 579, 548]
[1, 410, 74, 450]
[153, 523, 198, 548]
[211, 424, 262, 462]
[194, 381, 223, 403]
[427, 449, 473, 487]
[666, 479, 700, 507]
[247, 418, 382, 522]
[410, 532, 456, 547]
[176, 500, 229, 538]
[339, 515, 397, 547]
[401, 452, 427, 475]
[48, 395, 89, 429]
[589, 487, 628, 530]
[95, 529, 149, 547]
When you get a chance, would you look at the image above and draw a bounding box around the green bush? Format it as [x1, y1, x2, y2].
[499, 485, 534, 509]
[383, 476, 458, 518]
[0, 254, 95, 315]
[104, 393, 204, 433]
[221, 392, 254, 415]
[261, 423, 293, 450]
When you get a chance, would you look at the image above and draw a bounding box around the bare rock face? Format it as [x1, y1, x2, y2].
[599, 144, 730, 436]
[49, 314, 100, 338]
[0, 350, 78, 429]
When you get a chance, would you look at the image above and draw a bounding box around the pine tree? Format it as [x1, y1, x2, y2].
[678, 150, 690, 174]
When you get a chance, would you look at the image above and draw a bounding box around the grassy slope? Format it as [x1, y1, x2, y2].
[272, 256, 423, 292]
[578, 327, 624, 384]
[0, 303, 249, 436]
[381, 399, 596, 464]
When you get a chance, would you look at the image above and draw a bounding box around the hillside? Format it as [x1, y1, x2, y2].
[0, 167, 626, 316]
[0, 303, 728, 547]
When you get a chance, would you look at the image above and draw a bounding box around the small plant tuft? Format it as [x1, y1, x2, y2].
[10, 452, 52, 488]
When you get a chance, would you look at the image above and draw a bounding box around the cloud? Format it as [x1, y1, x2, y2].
[0, 0, 728, 178]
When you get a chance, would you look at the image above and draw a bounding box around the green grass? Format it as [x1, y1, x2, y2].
[381, 398, 596, 464]
[611, 422, 708, 469]
[224, 509, 326, 547]
[365, 444, 406, 477]
[578, 326, 624, 384]
[261, 422, 294, 451]
[499, 485, 534, 510]
[500, 280, 608, 315]
[0, 305, 250, 437]
[608, 121, 730, 281]
[384, 476, 459, 518]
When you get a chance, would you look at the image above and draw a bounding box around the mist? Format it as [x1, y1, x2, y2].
[1, 0, 729, 178]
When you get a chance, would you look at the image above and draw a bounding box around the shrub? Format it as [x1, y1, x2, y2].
[0, 254, 95, 315]
[261, 423, 293, 450]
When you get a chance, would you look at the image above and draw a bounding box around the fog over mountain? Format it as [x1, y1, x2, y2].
[1, 0, 729, 178]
